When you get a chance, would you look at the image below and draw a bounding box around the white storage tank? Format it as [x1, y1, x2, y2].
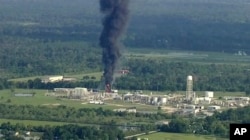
[205, 91, 214, 98]
[153, 97, 158, 103]
[161, 97, 167, 104]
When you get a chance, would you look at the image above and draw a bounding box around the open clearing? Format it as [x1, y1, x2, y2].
[8, 72, 103, 82]
[138, 132, 228, 140]
[125, 48, 250, 64]
[0, 89, 158, 111]
[0, 118, 74, 127]
[0, 89, 246, 111]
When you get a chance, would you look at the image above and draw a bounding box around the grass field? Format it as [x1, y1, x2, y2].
[8, 72, 103, 82]
[0, 118, 75, 127]
[8, 75, 43, 82]
[138, 132, 228, 140]
[65, 72, 103, 81]
[125, 48, 250, 65]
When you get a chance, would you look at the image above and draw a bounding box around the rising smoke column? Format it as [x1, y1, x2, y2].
[99, 0, 130, 90]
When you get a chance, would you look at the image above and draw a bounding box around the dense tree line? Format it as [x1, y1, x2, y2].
[0, 104, 172, 126]
[1, 104, 250, 138]
[160, 106, 250, 137]
[0, 78, 10, 89]
[1, 0, 250, 55]
[43, 124, 124, 140]
[114, 60, 250, 92]
[0, 38, 102, 78]
[4, 60, 250, 93]
[1, 0, 250, 79]
[0, 122, 125, 140]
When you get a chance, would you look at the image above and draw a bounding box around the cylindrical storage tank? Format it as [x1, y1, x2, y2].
[161, 97, 167, 104]
[186, 75, 193, 101]
[153, 97, 158, 103]
[205, 91, 214, 98]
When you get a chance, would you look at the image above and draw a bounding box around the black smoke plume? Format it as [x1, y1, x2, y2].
[99, 0, 130, 88]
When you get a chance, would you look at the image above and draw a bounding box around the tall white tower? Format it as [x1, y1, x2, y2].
[186, 75, 193, 101]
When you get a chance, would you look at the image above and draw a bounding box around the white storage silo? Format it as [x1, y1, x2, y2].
[186, 75, 193, 101]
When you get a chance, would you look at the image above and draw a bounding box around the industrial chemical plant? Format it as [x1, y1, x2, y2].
[44, 75, 250, 117]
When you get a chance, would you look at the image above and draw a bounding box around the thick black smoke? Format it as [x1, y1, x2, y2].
[99, 0, 130, 87]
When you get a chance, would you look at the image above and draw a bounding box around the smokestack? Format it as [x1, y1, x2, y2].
[186, 75, 193, 101]
[99, 0, 130, 89]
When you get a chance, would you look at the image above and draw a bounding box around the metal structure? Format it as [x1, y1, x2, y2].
[105, 84, 111, 93]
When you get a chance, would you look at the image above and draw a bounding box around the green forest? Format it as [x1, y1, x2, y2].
[160, 105, 250, 137]
[0, 104, 170, 126]
[0, 122, 125, 140]
[1, 61, 250, 93]
[1, 0, 250, 79]
[1, 0, 250, 53]
[1, 104, 250, 139]
[1, 0, 250, 139]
